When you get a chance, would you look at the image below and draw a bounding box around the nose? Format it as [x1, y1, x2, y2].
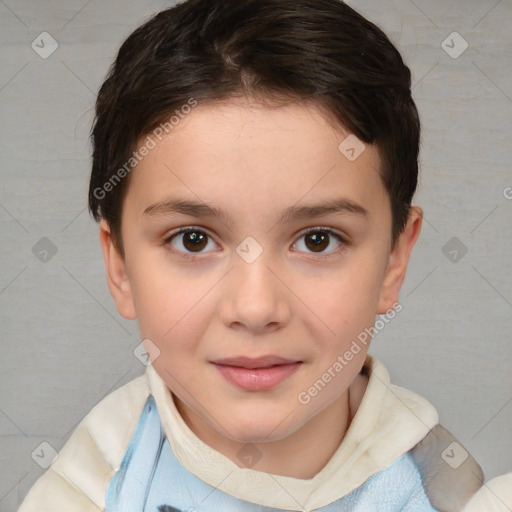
[218, 245, 291, 334]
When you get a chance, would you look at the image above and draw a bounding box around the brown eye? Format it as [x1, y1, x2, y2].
[304, 232, 330, 252]
[182, 231, 208, 252]
[293, 228, 344, 256]
[167, 228, 217, 255]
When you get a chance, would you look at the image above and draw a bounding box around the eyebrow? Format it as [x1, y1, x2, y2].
[142, 197, 369, 224]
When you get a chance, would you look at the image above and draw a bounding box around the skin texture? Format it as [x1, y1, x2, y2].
[99, 97, 422, 479]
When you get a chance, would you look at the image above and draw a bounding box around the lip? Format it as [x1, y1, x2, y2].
[211, 356, 302, 391]
[212, 355, 299, 369]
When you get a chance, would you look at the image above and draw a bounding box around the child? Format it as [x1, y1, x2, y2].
[19, 0, 512, 511]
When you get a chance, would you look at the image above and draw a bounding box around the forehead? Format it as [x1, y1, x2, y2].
[123, 97, 388, 228]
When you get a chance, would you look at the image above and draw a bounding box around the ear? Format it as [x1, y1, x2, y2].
[99, 219, 137, 320]
[377, 206, 423, 314]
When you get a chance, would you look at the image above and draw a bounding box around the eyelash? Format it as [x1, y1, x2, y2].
[164, 226, 348, 260]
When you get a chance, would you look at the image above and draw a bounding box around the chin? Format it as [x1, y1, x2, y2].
[220, 411, 301, 444]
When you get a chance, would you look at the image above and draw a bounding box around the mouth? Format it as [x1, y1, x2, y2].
[211, 356, 302, 391]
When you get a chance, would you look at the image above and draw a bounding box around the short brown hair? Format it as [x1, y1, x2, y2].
[89, 0, 420, 256]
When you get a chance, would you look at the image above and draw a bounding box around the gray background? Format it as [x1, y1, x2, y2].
[1, 0, 511, 510]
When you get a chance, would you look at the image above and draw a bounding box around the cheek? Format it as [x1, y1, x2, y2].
[127, 252, 196, 338]
[301, 254, 385, 334]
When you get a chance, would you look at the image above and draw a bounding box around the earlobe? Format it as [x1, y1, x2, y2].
[377, 206, 423, 315]
[99, 219, 137, 320]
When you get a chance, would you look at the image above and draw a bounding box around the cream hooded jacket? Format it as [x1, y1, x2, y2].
[18, 356, 512, 511]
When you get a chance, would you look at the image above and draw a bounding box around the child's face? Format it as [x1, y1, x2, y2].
[100, 97, 421, 445]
